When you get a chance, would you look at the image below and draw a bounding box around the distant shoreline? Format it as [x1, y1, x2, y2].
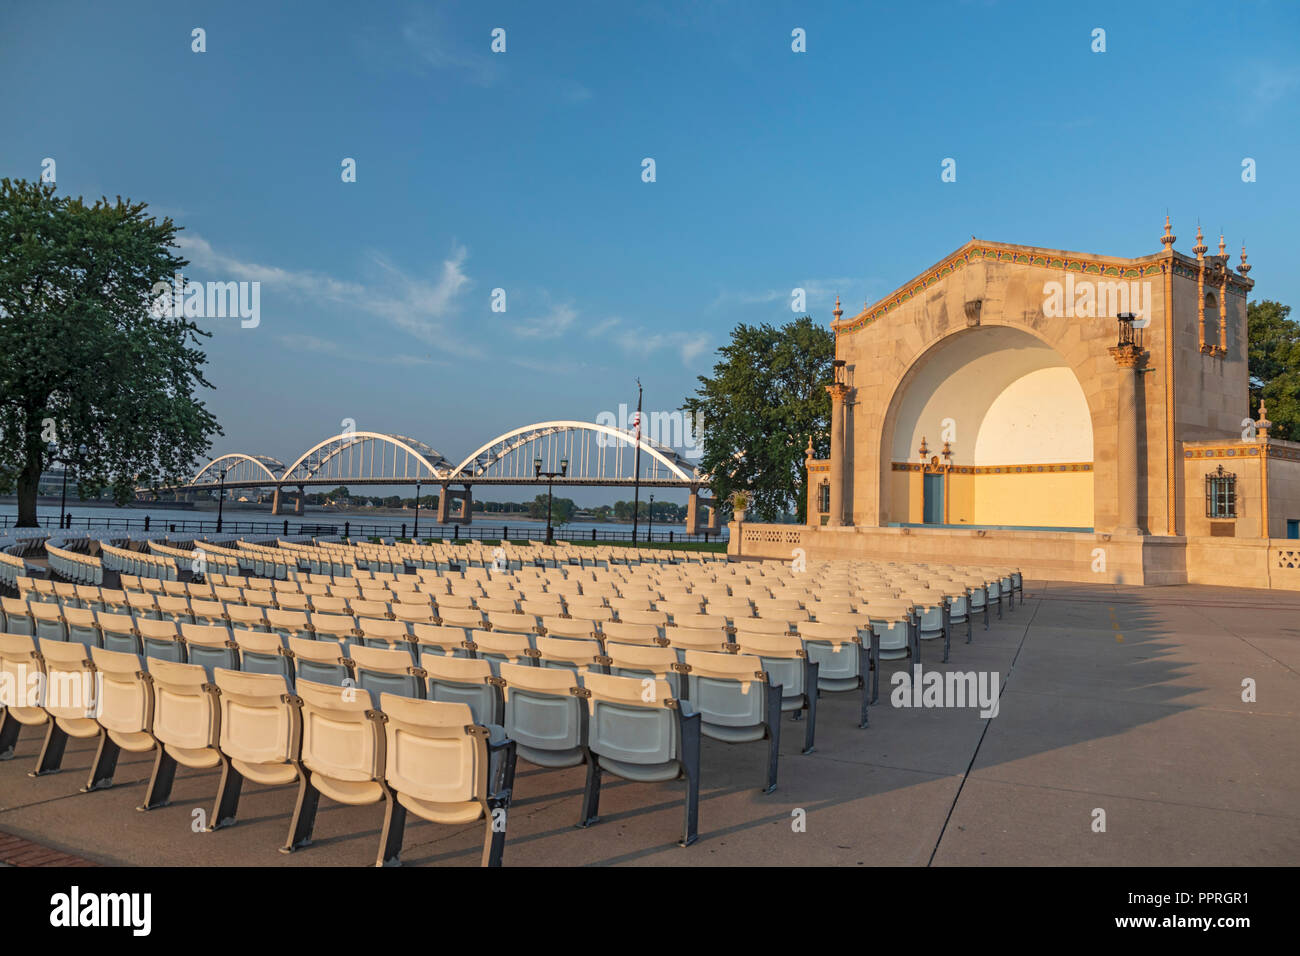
[0, 497, 687, 526]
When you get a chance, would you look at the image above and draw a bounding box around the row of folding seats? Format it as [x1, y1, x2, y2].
[45, 544, 104, 586]
[0, 551, 29, 590]
[99, 542, 178, 581]
[0, 634, 516, 866]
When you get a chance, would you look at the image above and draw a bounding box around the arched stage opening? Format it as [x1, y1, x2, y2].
[883, 326, 1094, 531]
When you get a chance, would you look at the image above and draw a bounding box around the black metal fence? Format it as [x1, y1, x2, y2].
[0, 513, 727, 545]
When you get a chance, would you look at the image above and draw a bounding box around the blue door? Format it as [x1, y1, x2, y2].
[923, 473, 944, 524]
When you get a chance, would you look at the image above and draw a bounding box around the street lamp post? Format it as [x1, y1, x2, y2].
[216, 467, 229, 534]
[57, 448, 69, 530]
[631, 379, 643, 543]
[534, 457, 569, 546]
[414, 479, 421, 541]
[52, 442, 88, 530]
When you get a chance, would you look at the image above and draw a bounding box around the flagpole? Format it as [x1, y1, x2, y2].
[631, 379, 642, 543]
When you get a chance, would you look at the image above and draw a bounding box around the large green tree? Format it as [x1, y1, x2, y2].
[684, 315, 834, 522]
[1247, 299, 1300, 440]
[0, 179, 221, 526]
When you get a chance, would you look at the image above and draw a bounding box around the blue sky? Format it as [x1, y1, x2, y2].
[3, 0, 1299, 504]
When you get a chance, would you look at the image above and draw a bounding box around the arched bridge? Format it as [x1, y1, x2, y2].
[174, 423, 702, 491]
[153, 422, 717, 526]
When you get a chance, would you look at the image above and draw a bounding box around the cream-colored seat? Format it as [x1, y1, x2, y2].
[84, 645, 156, 791]
[378, 695, 516, 866]
[139, 658, 222, 812]
[350, 644, 425, 699]
[601, 620, 665, 647]
[138, 618, 186, 663]
[534, 636, 605, 674]
[35, 634, 104, 785]
[283, 678, 392, 863]
[62, 606, 102, 648]
[683, 650, 783, 793]
[209, 668, 304, 835]
[180, 623, 240, 675]
[412, 623, 476, 659]
[0, 633, 48, 760]
[30, 601, 68, 642]
[485, 610, 540, 637]
[662, 624, 730, 654]
[422, 655, 503, 726]
[231, 628, 293, 682]
[734, 616, 796, 637]
[391, 602, 437, 627]
[541, 615, 599, 640]
[498, 662, 588, 770]
[579, 672, 701, 847]
[796, 620, 874, 725]
[97, 611, 141, 655]
[605, 642, 685, 698]
[1, 596, 34, 635]
[733, 632, 818, 753]
[225, 604, 269, 632]
[473, 631, 536, 672]
[190, 598, 228, 628]
[437, 605, 488, 633]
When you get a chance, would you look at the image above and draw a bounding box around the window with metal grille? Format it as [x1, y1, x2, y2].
[817, 482, 830, 514]
[1206, 465, 1236, 518]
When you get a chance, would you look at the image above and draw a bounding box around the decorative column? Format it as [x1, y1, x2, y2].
[1109, 321, 1146, 535]
[1258, 402, 1272, 540]
[1218, 235, 1228, 355]
[1194, 226, 1208, 353]
[826, 381, 849, 527]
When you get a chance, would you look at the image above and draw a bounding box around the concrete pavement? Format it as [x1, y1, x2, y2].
[1, 581, 1297, 866]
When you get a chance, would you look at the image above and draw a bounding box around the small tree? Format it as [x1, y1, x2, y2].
[1248, 300, 1300, 440]
[0, 179, 221, 525]
[683, 316, 833, 522]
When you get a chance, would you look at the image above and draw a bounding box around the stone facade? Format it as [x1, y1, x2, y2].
[733, 224, 1300, 588]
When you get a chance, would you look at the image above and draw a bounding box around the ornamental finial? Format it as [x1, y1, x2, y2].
[1161, 214, 1176, 250]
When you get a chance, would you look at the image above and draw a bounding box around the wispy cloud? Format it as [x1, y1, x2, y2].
[588, 316, 710, 366]
[513, 301, 578, 339]
[401, 14, 502, 87]
[178, 234, 480, 358]
[708, 276, 879, 315]
[1234, 61, 1300, 122]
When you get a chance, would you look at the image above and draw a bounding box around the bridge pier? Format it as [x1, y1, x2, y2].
[294, 486, 304, 516]
[703, 499, 719, 534]
[436, 484, 449, 523]
[686, 487, 699, 535]
[458, 485, 473, 525]
[271, 487, 283, 515]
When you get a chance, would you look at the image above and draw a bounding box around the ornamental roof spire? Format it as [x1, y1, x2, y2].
[1193, 224, 1207, 257]
[1161, 214, 1176, 250]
